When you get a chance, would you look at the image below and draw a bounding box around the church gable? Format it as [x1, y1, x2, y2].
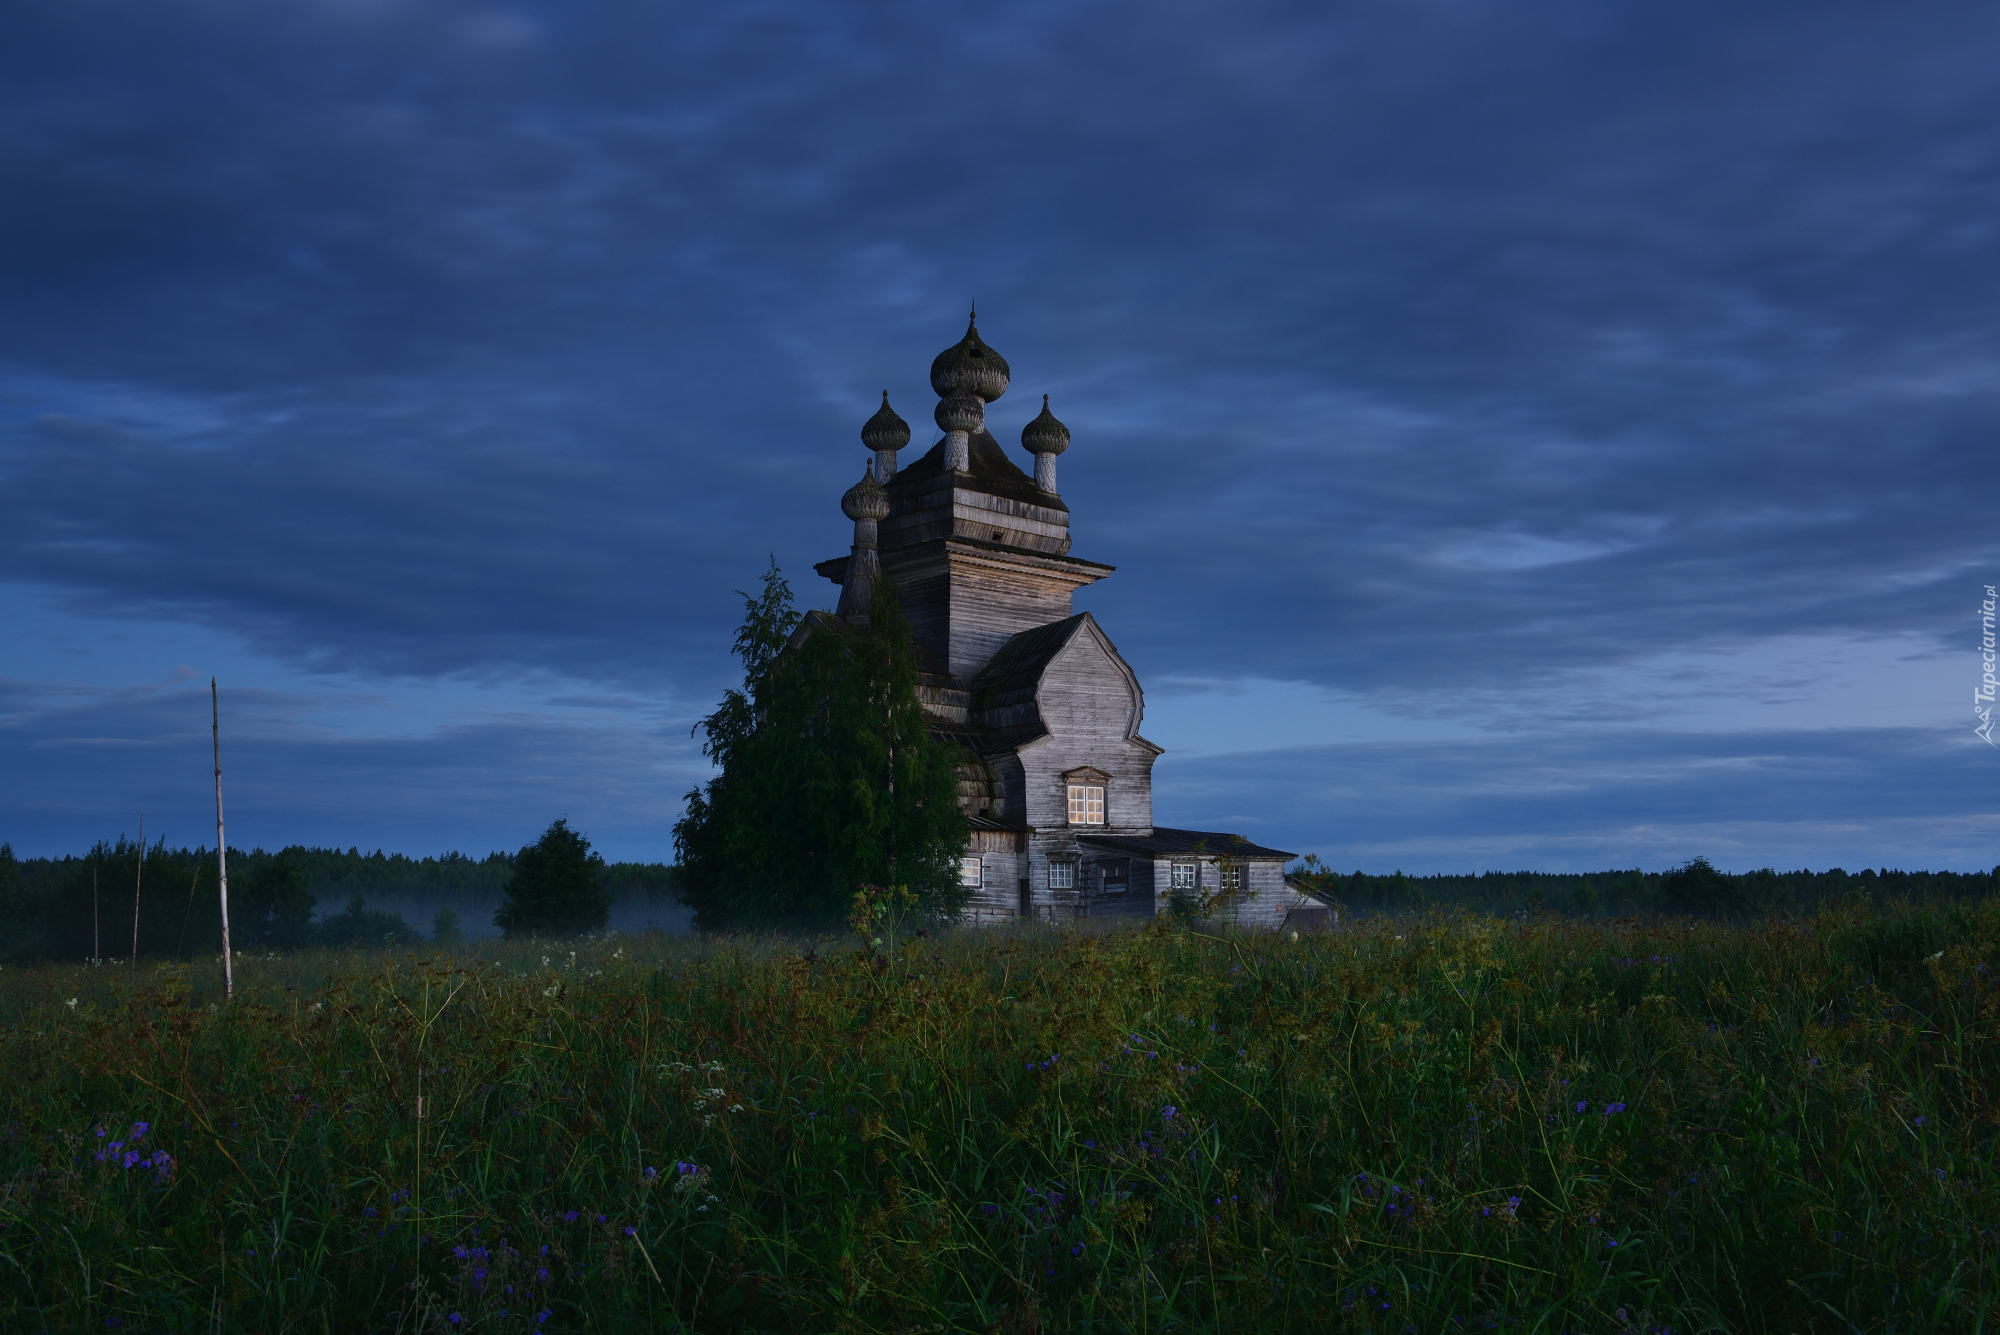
[1036, 617, 1144, 747]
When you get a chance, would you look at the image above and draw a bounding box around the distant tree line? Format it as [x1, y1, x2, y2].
[0, 831, 678, 963]
[1293, 856, 2000, 919]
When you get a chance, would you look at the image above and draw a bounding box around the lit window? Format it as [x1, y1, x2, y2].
[960, 856, 983, 887]
[1170, 863, 1196, 892]
[1066, 784, 1104, 825]
[1048, 862, 1074, 889]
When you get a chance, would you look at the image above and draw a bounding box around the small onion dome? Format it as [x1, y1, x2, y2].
[929, 310, 1010, 402]
[841, 460, 890, 522]
[860, 391, 910, 452]
[1021, 394, 1069, 456]
[934, 392, 985, 435]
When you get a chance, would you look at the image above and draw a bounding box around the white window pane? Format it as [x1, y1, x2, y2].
[960, 856, 983, 887]
[1049, 862, 1073, 889]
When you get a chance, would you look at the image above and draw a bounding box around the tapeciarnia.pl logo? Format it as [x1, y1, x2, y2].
[1978, 584, 1996, 746]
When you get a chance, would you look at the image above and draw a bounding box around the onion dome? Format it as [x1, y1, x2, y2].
[934, 392, 985, 435]
[841, 460, 890, 522]
[860, 391, 910, 452]
[1021, 394, 1070, 456]
[929, 309, 1010, 402]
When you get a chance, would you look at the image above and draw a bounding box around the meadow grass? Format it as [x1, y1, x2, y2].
[1, 899, 1995, 1333]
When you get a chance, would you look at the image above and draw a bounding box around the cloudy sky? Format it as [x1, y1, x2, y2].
[2, 0, 1995, 873]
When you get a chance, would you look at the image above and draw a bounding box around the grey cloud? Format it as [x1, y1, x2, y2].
[1, 0, 1995, 863]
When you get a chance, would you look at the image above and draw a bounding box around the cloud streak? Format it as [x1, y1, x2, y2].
[1, 0, 1994, 865]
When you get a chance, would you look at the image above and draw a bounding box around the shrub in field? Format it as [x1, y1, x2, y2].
[431, 905, 465, 948]
[494, 818, 611, 938]
[238, 853, 317, 950]
[315, 892, 417, 948]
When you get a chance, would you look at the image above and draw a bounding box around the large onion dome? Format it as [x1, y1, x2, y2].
[934, 392, 985, 435]
[841, 460, 890, 522]
[860, 391, 910, 452]
[929, 310, 1010, 402]
[1021, 394, 1070, 456]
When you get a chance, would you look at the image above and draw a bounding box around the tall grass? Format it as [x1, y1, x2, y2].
[1, 901, 1995, 1332]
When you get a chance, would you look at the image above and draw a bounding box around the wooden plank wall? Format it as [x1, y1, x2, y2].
[946, 565, 1079, 682]
[1022, 628, 1155, 833]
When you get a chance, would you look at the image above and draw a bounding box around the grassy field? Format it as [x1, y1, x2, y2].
[0, 899, 1995, 1333]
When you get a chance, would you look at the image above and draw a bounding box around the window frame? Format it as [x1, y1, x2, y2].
[1047, 861, 1075, 890]
[1169, 862, 1197, 892]
[1066, 783, 1105, 826]
[960, 855, 984, 888]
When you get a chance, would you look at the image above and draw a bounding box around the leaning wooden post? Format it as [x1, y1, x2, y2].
[213, 678, 233, 1000]
[130, 813, 144, 971]
[93, 866, 100, 962]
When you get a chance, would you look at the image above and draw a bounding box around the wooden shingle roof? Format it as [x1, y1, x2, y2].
[1076, 827, 1298, 863]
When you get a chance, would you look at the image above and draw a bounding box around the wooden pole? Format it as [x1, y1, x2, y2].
[130, 813, 144, 971]
[93, 866, 99, 962]
[214, 678, 233, 1000]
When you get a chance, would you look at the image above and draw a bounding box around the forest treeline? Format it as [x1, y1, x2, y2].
[1300, 857, 2000, 917]
[0, 840, 677, 963]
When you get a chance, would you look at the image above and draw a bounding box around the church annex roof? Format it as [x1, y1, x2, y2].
[1077, 827, 1299, 863]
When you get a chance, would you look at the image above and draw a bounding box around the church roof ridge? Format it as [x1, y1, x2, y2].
[886, 430, 1056, 512]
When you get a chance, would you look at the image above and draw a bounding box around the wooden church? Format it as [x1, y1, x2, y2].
[813, 313, 1313, 928]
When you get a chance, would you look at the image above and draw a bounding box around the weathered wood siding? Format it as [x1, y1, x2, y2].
[884, 547, 1103, 685]
[961, 827, 1028, 923]
[1142, 858, 1310, 930]
[1019, 625, 1155, 833]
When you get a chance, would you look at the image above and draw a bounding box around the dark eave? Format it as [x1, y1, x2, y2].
[1076, 827, 1299, 862]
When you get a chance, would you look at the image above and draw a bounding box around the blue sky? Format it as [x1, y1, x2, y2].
[1, 0, 1995, 872]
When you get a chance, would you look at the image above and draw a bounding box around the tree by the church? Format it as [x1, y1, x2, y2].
[494, 818, 610, 937]
[674, 559, 972, 930]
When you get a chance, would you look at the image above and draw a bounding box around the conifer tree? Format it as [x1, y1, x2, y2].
[0, 843, 19, 929]
[675, 559, 971, 929]
[494, 818, 610, 937]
